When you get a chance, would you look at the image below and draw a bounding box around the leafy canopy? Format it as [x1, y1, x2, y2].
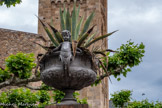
[0, 68, 10, 83]
[110, 90, 132, 107]
[103, 40, 145, 81]
[0, 0, 21, 7]
[5, 52, 36, 79]
[0, 88, 50, 108]
[0, 87, 87, 107]
[111, 90, 162, 108]
[128, 99, 162, 108]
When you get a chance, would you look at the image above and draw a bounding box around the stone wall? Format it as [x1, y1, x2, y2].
[38, 0, 109, 108]
[0, 28, 43, 68]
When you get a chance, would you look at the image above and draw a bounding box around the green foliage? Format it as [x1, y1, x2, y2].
[110, 90, 132, 107]
[40, 4, 116, 49]
[91, 76, 101, 86]
[0, 88, 39, 108]
[40, 83, 53, 90]
[110, 90, 162, 108]
[0, 88, 51, 108]
[52, 90, 88, 104]
[0, 0, 21, 7]
[37, 90, 50, 104]
[84, 30, 117, 48]
[0, 92, 9, 106]
[59, 4, 95, 41]
[128, 99, 162, 108]
[155, 101, 162, 107]
[0, 68, 11, 83]
[5, 53, 36, 79]
[0, 88, 88, 107]
[53, 90, 65, 103]
[73, 92, 88, 104]
[103, 40, 145, 80]
[36, 90, 51, 108]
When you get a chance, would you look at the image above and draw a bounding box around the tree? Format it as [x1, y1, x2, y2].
[0, 0, 21, 7]
[94, 40, 145, 85]
[128, 99, 162, 108]
[110, 90, 132, 108]
[111, 90, 162, 108]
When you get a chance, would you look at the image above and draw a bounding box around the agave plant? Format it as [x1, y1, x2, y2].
[37, 4, 117, 75]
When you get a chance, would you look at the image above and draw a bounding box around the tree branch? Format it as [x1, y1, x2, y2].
[0, 66, 4, 70]
[96, 65, 127, 82]
[0, 76, 41, 89]
[24, 85, 56, 91]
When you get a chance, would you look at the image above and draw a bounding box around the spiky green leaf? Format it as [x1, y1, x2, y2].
[76, 5, 80, 23]
[93, 51, 106, 56]
[66, 9, 71, 32]
[75, 16, 84, 40]
[33, 42, 48, 51]
[84, 32, 97, 46]
[85, 30, 118, 48]
[48, 24, 63, 43]
[45, 28, 59, 46]
[37, 17, 59, 46]
[72, 4, 77, 40]
[60, 8, 65, 31]
[77, 25, 95, 47]
[63, 6, 67, 23]
[80, 12, 95, 36]
[50, 18, 54, 27]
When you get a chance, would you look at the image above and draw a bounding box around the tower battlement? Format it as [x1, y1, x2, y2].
[51, 0, 86, 4]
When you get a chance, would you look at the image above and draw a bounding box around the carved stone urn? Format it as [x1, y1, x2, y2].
[40, 51, 97, 105]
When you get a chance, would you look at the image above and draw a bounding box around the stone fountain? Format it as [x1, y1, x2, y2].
[40, 30, 97, 105]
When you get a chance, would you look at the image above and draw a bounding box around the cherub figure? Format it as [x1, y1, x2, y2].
[52, 30, 72, 76]
[52, 30, 82, 76]
[59, 30, 73, 75]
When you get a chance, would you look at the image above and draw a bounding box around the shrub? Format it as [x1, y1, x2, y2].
[0, 88, 51, 108]
[5, 53, 36, 79]
[1, 88, 39, 108]
[52, 90, 88, 104]
[103, 40, 145, 81]
[37, 90, 50, 104]
[0, 68, 11, 83]
[128, 99, 162, 108]
[53, 90, 65, 103]
[110, 90, 132, 107]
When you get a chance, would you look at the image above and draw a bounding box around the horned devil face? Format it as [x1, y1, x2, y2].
[62, 30, 71, 41]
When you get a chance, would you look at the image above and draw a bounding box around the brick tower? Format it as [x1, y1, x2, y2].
[38, 0, 108, 108]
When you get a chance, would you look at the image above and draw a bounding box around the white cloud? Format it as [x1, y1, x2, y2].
[109, 7, 162, 26]
[108, 0, 162, 101]
[0, 0, 38, 33]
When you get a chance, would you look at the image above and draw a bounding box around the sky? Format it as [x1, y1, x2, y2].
[108, 0, 162, 101]
[0, 0, 162, 102]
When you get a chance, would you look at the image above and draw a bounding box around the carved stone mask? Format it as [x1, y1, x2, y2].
[62, 30, 71, 41]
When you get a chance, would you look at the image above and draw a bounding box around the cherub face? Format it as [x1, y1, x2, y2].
[62, 30, 71, 41]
